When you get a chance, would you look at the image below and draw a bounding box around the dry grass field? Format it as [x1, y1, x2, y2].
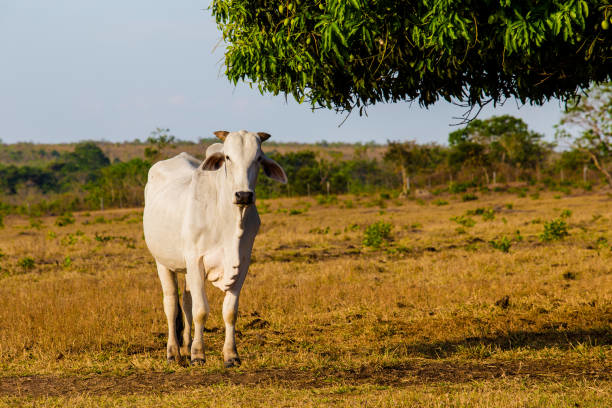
[0, 189, 610, 407]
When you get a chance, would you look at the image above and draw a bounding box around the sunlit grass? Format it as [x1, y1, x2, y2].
[0, 190, 610, 406]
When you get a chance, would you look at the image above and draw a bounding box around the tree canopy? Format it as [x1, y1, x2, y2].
[212, 0, 612, 114]
[556, 82, 612, 185]
[449, 115, 549, 170]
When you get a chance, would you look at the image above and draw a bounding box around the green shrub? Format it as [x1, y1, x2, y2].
[595, 236, 608, 250]
[466, 207, 494, 220]
[514, 230, 524, 242]
[560, 209, 572, 218]
[490, 236, 512, 252]
[448, 182, 470, 194]
[55, 212, 75, 227]
[540, 219, 569, 242]
[433, 199, 448, 206]
[29, 219, 42, 229]
[450, 215, 476, 228]
[316, 194, 338, 205]
[482, 208, 495, 221]
[462, 193, 478, 202]
[344, 223, 360, 232]
[310, 226, 330, 234]
[93, 216, 109, 224]
[95, 233, 112, 243]
[363, 221, 393, 249]
[18, 256, 35, 270]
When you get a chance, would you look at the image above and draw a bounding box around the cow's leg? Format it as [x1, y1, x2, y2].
[222, 288, 242, 367]
[156, 261, 181, 362]
[180, 276, 193, 357]
[186, 260, 209, 365]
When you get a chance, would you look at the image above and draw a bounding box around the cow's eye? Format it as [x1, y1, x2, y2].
[225, 155, 230, 161]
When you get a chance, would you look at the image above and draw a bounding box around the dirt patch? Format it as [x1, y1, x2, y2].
[1, 360, 609, 398]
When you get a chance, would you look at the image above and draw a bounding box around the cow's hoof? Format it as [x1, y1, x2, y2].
[191, 358, 206, 366]
[224, 357, 241, 368]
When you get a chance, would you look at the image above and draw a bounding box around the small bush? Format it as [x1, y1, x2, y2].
[363, 221, 393, 249]
[467, 207, 495, 220]
[540, 219, 570, 242]
[0, 213, 4, 228]
[29, 219, 43, 229]
[482, 209, 495, 221]
[95, 233, 112, 243]
[433, 199, 448, 206]
[560, 209, 572, 218]
[309, 226, 330, 235]
[505, 203, 513, 210]
[448, 181, 470, 194]
[289, 208, 306, 215]
[55, 213, 75, 227]
[450, 215, 476, 228]
[380, 192, 391, 200]
[316, 195, 338, 205]
[344, 223, 360, 232]
[61, 234, 79, 246]
[18, 256, 35, 270]
[93, 216, 109, 224]
[63, 256, 73, 268]
[490, 236, 512, 253]
[510, 187, 527, 198]
[343, 200, 354, 209]
[462, 193, 478, 202]
[514, 230, 524, 242]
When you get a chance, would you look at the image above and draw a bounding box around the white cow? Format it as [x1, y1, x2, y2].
[143, 130, 287, 367]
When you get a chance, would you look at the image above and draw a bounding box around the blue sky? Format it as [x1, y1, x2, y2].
[0, 0, 565, 145]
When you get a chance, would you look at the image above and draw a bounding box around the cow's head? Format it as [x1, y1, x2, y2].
[200, 130, 287, 206]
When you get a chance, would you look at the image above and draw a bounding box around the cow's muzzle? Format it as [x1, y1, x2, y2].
[234, 191, 254, 206]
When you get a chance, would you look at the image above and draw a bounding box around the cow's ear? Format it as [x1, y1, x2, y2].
[214, 131, 229, 141]
[261, 155, 287, 184]
[201, 152, 225, 171]
[257, 132, 271, 142]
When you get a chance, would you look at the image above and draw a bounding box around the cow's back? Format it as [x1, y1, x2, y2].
[144, 153, 200, 203]
[143, 153, 201, 270]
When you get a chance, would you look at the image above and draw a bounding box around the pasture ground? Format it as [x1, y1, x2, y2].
[0, 190, 610, 407]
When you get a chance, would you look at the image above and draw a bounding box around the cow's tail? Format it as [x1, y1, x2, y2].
[175, 295, 184, 348]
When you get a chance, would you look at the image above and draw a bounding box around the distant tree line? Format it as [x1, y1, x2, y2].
[0, 83, 609, 215]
